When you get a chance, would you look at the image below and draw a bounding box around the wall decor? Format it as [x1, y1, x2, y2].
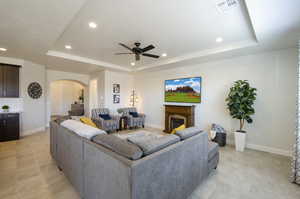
[113, 94, 120, 104]
[27, 82, 43, 99]
[130, 90, 138, 107]
[113, 84, 120, 93]
[165, 77, 201, 103]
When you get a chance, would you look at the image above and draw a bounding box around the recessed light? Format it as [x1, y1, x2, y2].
[216, 37, 223, 43]
[0, 48, 7, 52]
[89, 22, 97, 29]
[131, 62, 135, 66]
[65, 45, 72, 49]
[162, 53, 167, 57]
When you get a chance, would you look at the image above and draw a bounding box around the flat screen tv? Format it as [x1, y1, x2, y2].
[165, 77, 201, 103]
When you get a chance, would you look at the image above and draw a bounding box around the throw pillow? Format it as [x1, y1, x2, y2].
[79, 117, 98, 128]
[92, 134, 143, 160]
[171, 124, 186, 134]
[129, 112, 139, 118]
[176, 127, 202, 140]
[128, 134, 180, 155]
[99, 114, 112, 120]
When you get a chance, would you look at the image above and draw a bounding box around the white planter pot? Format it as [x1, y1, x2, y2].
[234, 131, 247, 152]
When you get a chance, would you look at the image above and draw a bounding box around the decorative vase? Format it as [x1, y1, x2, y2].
[234, 131, 246, 152]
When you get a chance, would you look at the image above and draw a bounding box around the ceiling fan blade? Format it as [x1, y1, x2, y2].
[142, 45, 155, 52]
[119, 43, 133, 52]
[135, 54, 140, 61]
[142, 53, 160, 58]
[115, 53, 134, 55]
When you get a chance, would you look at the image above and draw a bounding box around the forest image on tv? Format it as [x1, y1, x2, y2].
[165, 77, 201, 103]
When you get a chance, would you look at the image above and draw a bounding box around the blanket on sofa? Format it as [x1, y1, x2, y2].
[61, 119, 106, 139]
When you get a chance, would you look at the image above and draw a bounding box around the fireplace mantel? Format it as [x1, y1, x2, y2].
[164, 105, 195, 133]
[163, 104, 195, 107]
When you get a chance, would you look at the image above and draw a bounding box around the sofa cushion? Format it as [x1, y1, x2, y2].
[129, 112, 139, 118]
[99, 114, 112, 120]
[175, 127, 202, 140]
[92, 134, 143, 160]
[128, 134, 180, 155]
[208, 141, 219, 160]
[115, 130, 163, 140]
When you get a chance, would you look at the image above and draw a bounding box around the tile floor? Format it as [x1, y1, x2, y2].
[0, 129, 299, 199]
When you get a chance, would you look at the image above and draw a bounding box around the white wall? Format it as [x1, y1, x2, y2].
[89, 71, 105, 111]
[46, 70, 89, 85]
[89, 79, 99, 110]
[21, 61, 46, 135]
[88, 70, 134, 115]
[50, 80, 84, 116]
[135, 48, 297, 156]
[0, 56, 47, 136]
[104, 71, 134, 114]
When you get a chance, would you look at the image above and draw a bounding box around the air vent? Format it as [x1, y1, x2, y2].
[216, 0, 239, 13]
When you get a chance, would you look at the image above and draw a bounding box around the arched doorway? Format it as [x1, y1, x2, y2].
[46, 76, 89, 126]
[50, 80, 86, 119]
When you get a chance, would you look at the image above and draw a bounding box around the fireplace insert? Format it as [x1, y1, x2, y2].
[170, 117, 185, 131]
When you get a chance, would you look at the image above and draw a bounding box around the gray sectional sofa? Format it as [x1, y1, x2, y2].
[50, 120, 218, 199]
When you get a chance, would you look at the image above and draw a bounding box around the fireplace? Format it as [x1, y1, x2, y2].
[169, 115, 186, 130]
[164, 105, 195, 133]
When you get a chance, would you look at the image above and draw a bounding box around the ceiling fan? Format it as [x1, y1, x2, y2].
[115, 42, 160, 61]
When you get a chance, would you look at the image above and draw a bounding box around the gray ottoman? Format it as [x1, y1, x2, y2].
[208, 141, 219, 173]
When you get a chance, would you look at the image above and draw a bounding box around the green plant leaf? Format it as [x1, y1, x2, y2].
[226, 80, 257, 130]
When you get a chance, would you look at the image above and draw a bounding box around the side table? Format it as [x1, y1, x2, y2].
[119, 116, 128, 130]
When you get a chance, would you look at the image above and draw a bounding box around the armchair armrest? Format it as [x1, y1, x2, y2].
[126, 114, 134, 120]
[121, 113, 132, 119]
[92, 118, 104, 128]
[111, 115, 121, 122]
[138, 113, 146, 118]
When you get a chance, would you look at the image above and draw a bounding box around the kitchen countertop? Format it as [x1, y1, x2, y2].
[0, 111, 23, 114]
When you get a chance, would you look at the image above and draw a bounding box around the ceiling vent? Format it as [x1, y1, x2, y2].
[216, 0, 239, 13]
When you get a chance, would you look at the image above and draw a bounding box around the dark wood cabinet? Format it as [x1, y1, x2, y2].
[0, 113, 20, 142]
[0, 64, 20, 98]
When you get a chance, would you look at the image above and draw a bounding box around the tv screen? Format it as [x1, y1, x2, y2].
[165, 77, 201, 103]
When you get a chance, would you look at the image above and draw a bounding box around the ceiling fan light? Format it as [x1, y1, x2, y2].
[216, 37, 223, 43]
[65, 45, 72, 49]
[89, 22, 97, 29]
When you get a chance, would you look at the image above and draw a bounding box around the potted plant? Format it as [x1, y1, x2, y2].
[2, 105, 10, 113]
[226, 80, 257, 152]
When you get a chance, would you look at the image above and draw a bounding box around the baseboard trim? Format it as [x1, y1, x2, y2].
[246, 143, 292, 157]
[22, 127, 46, 137]
[226, 138, 292, 157]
